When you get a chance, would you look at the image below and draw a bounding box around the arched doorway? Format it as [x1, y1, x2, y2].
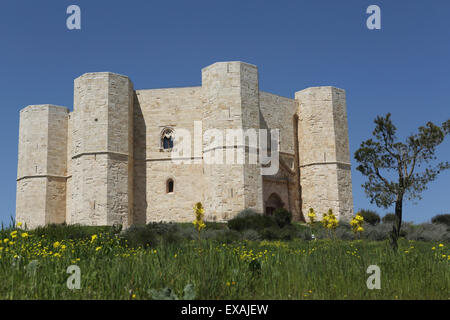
[265, 193, 284, 216]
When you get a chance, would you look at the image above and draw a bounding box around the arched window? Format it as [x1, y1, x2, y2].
[161, 128, 174, 150]
[166, 179, 174, 193]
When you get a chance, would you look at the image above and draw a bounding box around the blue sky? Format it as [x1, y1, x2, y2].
[1, 0, 449, 224]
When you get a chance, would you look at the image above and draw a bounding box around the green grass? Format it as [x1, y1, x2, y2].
[0, 225, 448, 299]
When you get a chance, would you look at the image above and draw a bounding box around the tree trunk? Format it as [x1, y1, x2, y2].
[390, 193, 404, 250]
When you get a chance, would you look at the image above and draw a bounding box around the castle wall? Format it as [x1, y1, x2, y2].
[133, 87, 205, 223]
[16, 61, 354, 228]
[145, 163, 205, 222]
[258, 92, 296, 155]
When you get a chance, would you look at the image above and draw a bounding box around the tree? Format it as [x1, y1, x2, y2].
[354, 114, 450, 249]
[358, 209, 381, 226]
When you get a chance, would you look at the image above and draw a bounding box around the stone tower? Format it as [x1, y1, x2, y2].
[68, 72, 134, 227]
[201, 62, 264, 220]
[16, 105, 69, 228]
[295, 87, 353, 220]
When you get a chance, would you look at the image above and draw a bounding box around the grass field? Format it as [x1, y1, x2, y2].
[0, 225, 448, 300]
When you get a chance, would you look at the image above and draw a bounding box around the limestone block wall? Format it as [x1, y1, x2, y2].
[70, 72, 133, 226]
[145, 163, 205, 222]
[258, 92, 296, 155]
[16, 105, 68, 228]
[295, 87, 353, 220]
[133, 87, 205, 223]
[201, 62, 263, 220]
[240, 63, 264, 213]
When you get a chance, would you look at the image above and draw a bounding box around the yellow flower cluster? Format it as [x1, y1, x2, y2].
[307, 208, 316, 224]
[321, 209, 338, 230]
[192, 202, 206, 233]
[350, 212, 364, 235]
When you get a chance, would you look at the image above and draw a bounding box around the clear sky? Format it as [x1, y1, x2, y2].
[1, 0, 449, 224]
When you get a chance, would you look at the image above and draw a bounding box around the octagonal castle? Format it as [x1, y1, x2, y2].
[16, 61, 354, 229]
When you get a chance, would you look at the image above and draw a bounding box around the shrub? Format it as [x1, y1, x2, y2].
[363, 223, 394, 241]
[358, 209, 381, 226]
[292, 223, 313, 240]
[404, 223, 450, 242]
[236, 209, 259, 218]
[228, 212, 276, 232]
[241, 229, 261, 241]
[259, 226, 284, 240]
[272, 208, 292, 228]
[258, 225, 306, 241]
[335, 222, 357, 240]
[208, 229, 241, 243]
[122, 222, 184, 247]
[431, 214, 450, 227]
[31, 224, 114, 241]
[382, 213, 396, 224]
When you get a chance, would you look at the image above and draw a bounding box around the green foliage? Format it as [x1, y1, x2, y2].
[149, 284, 196, 300]
[272, 208, 292, 228]
[358, 209, 381, 226]
[382, 213, 396, 223]
[431, 214, 450, 227]
[248, 259, 262, 276]
[227, 211, 276, 232]
[122, 222, 186, 247]
[203, 229, 241, 244]
[227, 209, 309, 241]
[404, 223, 450, 242]
[355, 114, 450, 209]
[354, 113, 450, 249]
[31, 224, 114, 240]
[236, 208, 259, 218]
[1, 227, 449, 299]
[311, 220, 450, 242]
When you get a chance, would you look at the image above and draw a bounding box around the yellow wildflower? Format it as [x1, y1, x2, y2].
[307, 208, 316, 223]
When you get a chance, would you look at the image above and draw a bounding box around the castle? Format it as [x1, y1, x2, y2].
[16, 61, 354, 229]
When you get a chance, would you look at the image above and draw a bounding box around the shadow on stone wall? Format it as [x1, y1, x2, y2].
[133, 93, 147, 225]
